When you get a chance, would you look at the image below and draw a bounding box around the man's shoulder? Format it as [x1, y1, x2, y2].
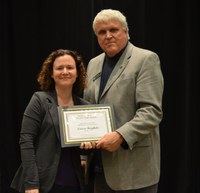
[90, 53, 105, 63]
[130, 43, 158, 56]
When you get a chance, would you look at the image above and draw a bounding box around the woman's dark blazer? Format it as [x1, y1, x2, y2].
[10, 91, 90, 193]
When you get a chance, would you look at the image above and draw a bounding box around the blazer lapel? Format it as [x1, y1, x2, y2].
[92, 55, 105, 103]
[47, 91, 60, 140]
[100, 43, 133, 99]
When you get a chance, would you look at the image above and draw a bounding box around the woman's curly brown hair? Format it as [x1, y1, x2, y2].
[37, 49, 87, 95]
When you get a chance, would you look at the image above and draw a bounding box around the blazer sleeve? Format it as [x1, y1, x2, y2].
[19, 92, 44, 190]
[116, 51, 164, 150]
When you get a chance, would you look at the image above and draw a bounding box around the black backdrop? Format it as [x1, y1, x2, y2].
[1, 1, 199, 193]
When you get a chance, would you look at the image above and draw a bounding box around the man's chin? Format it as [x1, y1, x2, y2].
[106, 49, 118, 57]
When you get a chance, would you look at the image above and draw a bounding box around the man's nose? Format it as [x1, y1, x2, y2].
[105, 31, 112, 38]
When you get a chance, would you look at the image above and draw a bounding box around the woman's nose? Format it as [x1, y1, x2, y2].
[62, 68, 69, 74]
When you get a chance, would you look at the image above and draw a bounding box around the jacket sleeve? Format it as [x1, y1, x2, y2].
[19, 92, 44, 190]
[116, 52, 164, 150]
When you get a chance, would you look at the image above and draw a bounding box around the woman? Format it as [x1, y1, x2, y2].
[11, 49, 90, 193]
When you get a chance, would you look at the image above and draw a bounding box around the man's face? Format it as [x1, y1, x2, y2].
[95, 19, 128, 57]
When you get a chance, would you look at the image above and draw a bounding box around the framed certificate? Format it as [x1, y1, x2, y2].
[57, 104, 116, 147]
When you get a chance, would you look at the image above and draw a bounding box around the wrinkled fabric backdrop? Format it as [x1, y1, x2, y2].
[1, 0, 199, 193]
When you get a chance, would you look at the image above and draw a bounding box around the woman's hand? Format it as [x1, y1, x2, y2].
[25, 189, 39, 193]
[80, 142, 96, 149]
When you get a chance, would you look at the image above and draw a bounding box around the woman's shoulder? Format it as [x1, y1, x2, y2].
[33, 91, 56, 101]
[73, 95, 90, 105]
[27, 91, 57, 107]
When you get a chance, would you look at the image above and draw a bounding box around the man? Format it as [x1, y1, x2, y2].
[84, 9, 164, 193]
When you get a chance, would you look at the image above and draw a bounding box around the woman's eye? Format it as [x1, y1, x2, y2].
[67, 66, 73, 70]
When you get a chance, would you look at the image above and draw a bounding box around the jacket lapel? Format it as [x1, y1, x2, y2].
[47, 91, 60, 140]
[100, 43, 133, 99]
[93, 55, 105, 103]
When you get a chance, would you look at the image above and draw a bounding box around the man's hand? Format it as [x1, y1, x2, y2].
[96, 131, 124, 152]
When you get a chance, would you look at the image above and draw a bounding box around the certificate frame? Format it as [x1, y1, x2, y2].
[57, 104, 116, 147]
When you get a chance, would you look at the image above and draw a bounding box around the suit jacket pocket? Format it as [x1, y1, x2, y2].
[133, 135, 151, 147]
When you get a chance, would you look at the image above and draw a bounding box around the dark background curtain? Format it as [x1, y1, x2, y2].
[0, 0, 199, 193]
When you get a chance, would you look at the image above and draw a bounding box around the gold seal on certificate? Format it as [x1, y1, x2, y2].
[57, 104, 116, 147]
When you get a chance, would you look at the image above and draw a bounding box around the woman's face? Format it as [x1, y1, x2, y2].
[52, 54, 77, 90]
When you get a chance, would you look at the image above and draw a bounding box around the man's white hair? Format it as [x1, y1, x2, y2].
[93, 9, 129, 38]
